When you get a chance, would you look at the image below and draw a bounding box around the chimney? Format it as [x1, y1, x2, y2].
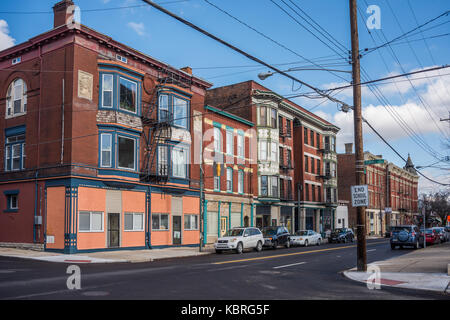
[180, 66, 192, 75]
[345, 143, 353, 154]
[53, 0, 74, 28]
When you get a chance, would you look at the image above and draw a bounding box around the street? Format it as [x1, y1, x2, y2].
[0, 239, 448, 300]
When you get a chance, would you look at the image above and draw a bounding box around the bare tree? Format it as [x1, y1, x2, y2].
[419, 191, 450, 227]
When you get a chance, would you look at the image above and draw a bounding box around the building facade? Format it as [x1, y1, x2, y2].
[0, 0, 212, 253]
[205, 80, 339, 235]
[337, 144, 419, 235]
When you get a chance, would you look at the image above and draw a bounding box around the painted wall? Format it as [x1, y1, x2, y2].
[45, 186, 66, 250]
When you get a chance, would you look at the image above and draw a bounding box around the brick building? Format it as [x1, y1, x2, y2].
[205, 80, 340, 234]
[337, 143, 419, 235]
[200, 105, 256, 244]
[0, 0, 212, 252]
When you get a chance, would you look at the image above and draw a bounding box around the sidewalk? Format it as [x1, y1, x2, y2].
[344, 241, 450, 294]
[0, 245, 214, 264]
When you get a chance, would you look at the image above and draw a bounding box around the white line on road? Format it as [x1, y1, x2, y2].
[273, 262, 306, 269]
[367, 249, 377, 252]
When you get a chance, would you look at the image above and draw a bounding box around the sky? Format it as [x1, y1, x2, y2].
[1, 0, 449, 194]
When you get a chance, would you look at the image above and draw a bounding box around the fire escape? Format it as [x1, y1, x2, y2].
[140, 71, 192, 183]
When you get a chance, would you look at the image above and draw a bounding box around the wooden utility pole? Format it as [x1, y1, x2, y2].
[349, 0, 367, 271]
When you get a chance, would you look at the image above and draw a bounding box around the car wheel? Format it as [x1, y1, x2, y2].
[414, 239, 419, 250]
[317, 238, 321, 246]
[235, 242, 243, 254]
[273, 240, 278, 250]
[304, 240, 308, 247]
[215, 249, 223, 254]
[350, 236, 354, 243]
[343, 237, 348, 243]
[390, 244, 395, 250]
[255, 241, 262, 252]
[285, 240, 290, 249]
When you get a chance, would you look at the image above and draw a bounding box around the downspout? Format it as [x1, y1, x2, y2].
[34, 170, 38, 243]
[60, 78, 65, 164]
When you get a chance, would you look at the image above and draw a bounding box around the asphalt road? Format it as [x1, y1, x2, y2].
[0, 238, 448, 300]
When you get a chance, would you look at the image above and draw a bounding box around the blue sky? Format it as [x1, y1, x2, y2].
[1, 0, 449, 193]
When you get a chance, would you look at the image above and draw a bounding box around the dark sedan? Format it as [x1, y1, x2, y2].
[262, 226, 291, 249]
[329, 228, 354, 243]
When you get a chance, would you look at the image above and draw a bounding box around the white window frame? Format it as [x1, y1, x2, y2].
[100, 133, 112, 167]
[152, 213, 169, 230]
[124, 212, 144, 231]
[8, 194, 18, 210]
[117, 135, 136, 170]
[102, 74, 114, 108]
[184, 214, 199, 230]
[214, 127, 222, 153]
[226, 167, 233, 192]
[173, 96, 188, 129]
[116, 54, 128, 63]
[78, 211, 104, 232]
[238, 170, 244, 194]
[5, 145, 10, 172]
[118, 77, 137, 114]
[158, 145, 169, 176]
[158, 94, 169, 122]
[226, 129, 233, 155]
[259, 140, 267, 161]
[172, 147, 187, 179]
[6, 78, 27, 119]
[11, 144, 21, 171]
[271, 142, 277, 162]
[237, 134, 244, 158]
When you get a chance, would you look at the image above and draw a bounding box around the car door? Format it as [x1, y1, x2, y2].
[313, 231, 319, 244]
[243, 228, 251, 248]
[308, 231, 315, 244]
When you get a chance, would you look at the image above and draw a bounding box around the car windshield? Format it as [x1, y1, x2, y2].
[225, 229, 244, 237]
[262, 227, 277, 236]
[391, 226, 411, 232]
[295, 231, 308, 236]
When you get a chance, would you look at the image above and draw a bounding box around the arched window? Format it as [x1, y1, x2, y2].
[6, 79, 27, 118]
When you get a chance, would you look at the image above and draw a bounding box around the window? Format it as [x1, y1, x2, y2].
[331, 162, 336, 177]
[305, 155, 309, 172]
[184, 214, 199, 230]
[226, 167, 233, 192]
[124, 212, 144, 231]
[271, 109, 277, 128]
[317, 159, 320, 175]
[312, 185, 316, 202]
[214, 127, 221, 152]
[12, 57, 21, 65]
[7, 194, 18, 210]
[5, 133, 25, 171]
[238, 170, 244, 194]
[271, 142, 277, 161]
[152, 214, 169, 230]
[310, 130, 315, 147]
[305, 184, 309, 201]
[158, 145, 168, 176]
[279, 116, 283, 135]
[172, 147, 187, 178]
[259, 140, 267, 160]
[226, 130, 233, 155]
[304, 127, 308, 144]
[279, 147, 284, 165]
[271, 176, 278, 197]
[286, 119, 291, 137]
[316, 132, 320, 148]
[158, 94, 169, 122]
[280, 178, 285, 199]
[287, 180, 292, 199]
[100, 134, 112, 167]
[237, 134, 244, 158]
[173, 97, 188, 128]
[102, 74, 113, 108]
[311, 157, 315, 174]
[214, 163, 220, 191]
[116, 54, 128, 63]
[324, 136, 330, 150]
[6, 78, 27, 118]
[325, 162, 331, 176]
[117, 136, 136, 170]
[79, 211, 103, 232]
[287, 149, 292, 167]
[259, 106, 267, 126]
[331, 136, 336, 152]
[260, 175, 268, 196]
[119, 77, 137, 113]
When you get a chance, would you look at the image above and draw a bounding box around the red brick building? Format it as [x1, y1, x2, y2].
[337, 143, 419, 235]
[0, 0, 212, 252]
[206, 80, 340, 234]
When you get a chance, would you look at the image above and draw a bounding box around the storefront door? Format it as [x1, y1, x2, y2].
[108, 213, 120, 248]
[220, 217, 228, 236]
[173, 216, 181, 245]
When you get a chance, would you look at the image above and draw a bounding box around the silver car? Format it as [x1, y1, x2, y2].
[214, 227, 264, 254]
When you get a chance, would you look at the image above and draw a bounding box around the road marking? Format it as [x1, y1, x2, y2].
[367, 249, 376, 252]
[212, 240, 387, 265]
[273, 262, 306, 269]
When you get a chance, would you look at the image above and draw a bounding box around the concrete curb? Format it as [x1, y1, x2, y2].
[343, 270, 450, 294]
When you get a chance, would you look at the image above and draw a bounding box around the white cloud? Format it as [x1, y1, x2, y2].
[0, 20, 15, 51]
[127, 22, 146, 36]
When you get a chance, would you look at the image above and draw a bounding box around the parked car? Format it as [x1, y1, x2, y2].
[384, 226, 391, 238]
[290, 230, 322, 247]
[390, 225, 423, 249]
[432, 227, 448, 242]
[329, 228, 354, 243]
[214, 227, 264, 254]
[262, 226, 291, 249]
[424, 228, 441, 245]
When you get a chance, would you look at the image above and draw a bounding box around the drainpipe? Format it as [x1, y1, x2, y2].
[217, 201, 221, 237]
[33, 170, 38, 243]
[228, 202, 231, 230]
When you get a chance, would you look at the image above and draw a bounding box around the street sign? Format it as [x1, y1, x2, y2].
[385, 207, 392, 213]
[364, 159, 384, 165]
[351, 185, 369, 207]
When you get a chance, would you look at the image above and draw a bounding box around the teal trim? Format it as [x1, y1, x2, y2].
[213, 121, 222, 128]
[250, 203, 254, 227]
[229, 202, 232, 230]
[217, 201, 221, 237]
[205, 105, 254, 127]
[203, 199, 208, 246]
[240, 202, 244, 227]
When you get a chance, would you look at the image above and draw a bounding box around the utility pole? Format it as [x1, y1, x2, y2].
[349, 0, 367, 271]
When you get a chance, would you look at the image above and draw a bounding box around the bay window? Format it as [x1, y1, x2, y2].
[259, 106, 267, 126]
[271, 142, 277, 161]
[173, 97, 188, 128]
[117, 136, 136, 170]
[260, 175, 268, 196]
[119, 77, 137, 113]
[159, 94, 169, 122]
[102, 74, 113, 108]
[271, 176, 278, 197]
[158, 145, 168, 176]
[259, 140, 267, 160]
[172, 147, 187, 178]
[100, 133, 112, 167]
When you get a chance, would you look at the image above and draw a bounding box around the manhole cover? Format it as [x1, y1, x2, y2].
[82, 291, 110, 297]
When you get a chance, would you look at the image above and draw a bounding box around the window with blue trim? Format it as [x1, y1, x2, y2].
[5, 131, 25, 171]
[100, 133, 112, 167]
[173, 96, 188, 128]
[102, 74, 113, 108]
[4, 190, 19, 212]
[172, 146, 188, 179]
[157, 92, 189, 129]
[98, 129, 139, 172]
[117, 135, 136, 170]
[119, 77, 137, 113]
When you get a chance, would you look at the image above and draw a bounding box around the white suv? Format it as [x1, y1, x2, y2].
[214, 227, 264, 254]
